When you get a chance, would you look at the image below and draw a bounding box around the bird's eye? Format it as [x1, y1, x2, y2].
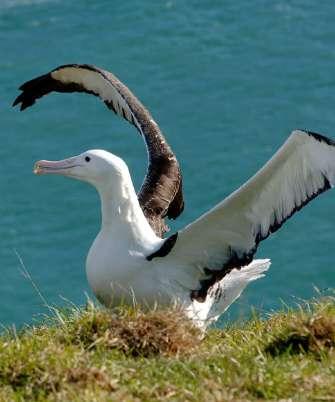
[85, 156, 91, 162]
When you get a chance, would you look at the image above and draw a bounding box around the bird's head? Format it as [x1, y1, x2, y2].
[34, 149, 129, 189]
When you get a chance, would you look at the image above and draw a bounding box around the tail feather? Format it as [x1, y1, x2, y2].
[185, 259, 271, 329]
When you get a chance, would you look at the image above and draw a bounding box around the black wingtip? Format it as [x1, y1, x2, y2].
[12, 93, 26, 110]
[299, 129, 335, 147]
[12, 93, 34, 111]
[12, 96, 20, 107]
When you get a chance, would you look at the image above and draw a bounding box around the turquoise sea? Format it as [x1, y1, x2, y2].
[1, 0, 335, 327]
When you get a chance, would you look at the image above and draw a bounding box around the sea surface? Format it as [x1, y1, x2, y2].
[1, 0, 335, 327]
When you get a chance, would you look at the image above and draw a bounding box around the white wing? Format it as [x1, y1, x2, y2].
[162, 130, 335, 301]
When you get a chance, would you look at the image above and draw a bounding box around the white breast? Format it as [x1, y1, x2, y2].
[86, 227, 168, 307]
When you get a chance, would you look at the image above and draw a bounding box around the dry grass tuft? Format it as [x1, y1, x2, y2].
[64, 305, 202, 357]
[265, 311, 335, 356]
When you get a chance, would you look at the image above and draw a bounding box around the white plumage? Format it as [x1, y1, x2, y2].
[33, 130, 335, 328]
[13, 65, 335, 328]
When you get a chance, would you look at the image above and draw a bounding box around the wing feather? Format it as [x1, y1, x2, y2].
[165, 130, 335, 301]
[13, 64, 184, 237]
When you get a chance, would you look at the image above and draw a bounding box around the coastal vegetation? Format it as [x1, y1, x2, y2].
[0, 298, 334, 401]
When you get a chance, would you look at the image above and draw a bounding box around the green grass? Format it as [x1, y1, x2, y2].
[0, 298, 334, 401]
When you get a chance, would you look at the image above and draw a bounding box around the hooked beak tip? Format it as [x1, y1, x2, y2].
[34, 162, 42, 175]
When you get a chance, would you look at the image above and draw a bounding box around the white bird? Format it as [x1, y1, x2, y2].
[13, 64, 335, 327]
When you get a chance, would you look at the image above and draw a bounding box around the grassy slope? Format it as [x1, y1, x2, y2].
[0, 299, 334, 402]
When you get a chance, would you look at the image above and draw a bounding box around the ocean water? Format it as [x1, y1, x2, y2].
[1, 0, 335, 327]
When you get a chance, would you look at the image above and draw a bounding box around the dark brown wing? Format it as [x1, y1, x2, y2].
[13, 64, 184, 237]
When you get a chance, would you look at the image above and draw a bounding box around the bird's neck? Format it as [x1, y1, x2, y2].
[96, 172, 159, 246]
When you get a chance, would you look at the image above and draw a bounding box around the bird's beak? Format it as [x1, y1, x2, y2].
[34, 156, 80, 176]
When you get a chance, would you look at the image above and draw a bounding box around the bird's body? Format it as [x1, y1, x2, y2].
[14, 64, 335, 328]
[81, 150, 270, 325]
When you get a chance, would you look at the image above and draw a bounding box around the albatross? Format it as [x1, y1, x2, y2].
[13, 64, 335, 327]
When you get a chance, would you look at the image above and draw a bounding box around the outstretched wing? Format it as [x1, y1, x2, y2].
[13, 64, 184, 237]
[158, 130, 335, 301]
